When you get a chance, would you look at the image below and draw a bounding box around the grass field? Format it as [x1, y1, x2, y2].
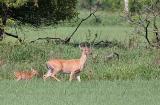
[15, 26, 132, 42]
[0, 80, 160, 105]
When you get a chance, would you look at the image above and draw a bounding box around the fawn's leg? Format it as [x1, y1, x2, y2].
[16, 77, 21, 81]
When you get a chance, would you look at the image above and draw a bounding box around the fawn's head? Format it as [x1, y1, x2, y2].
[31, 68, 39, 75]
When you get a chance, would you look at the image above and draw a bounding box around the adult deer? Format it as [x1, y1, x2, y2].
[43, 43, 91, 82]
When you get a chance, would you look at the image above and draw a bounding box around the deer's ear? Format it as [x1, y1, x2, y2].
[79, 44, 84, 49]
[79, 42, 86, 49]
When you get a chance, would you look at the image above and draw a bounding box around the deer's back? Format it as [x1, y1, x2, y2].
[47, 59, 81, 73]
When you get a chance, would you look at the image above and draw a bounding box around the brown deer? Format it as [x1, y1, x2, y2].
[43, 44, 92, 82]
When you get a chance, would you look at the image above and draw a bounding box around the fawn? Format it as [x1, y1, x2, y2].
[43, 44, 91, 82]
[14, 68, 39, 81]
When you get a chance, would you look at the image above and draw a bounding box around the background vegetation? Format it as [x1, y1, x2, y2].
[0, 0, 159, 83]
[0, 0, 78, 26]
[0, 0, 160, 105]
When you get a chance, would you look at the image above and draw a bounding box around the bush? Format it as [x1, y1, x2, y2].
[0, 0, 78, 26]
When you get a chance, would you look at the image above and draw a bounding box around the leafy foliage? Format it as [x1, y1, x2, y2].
[0, 0, 78, 26]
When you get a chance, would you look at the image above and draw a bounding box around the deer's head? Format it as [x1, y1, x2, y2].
[80, 42, 92, 56]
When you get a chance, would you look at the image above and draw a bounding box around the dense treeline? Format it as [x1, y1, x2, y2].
[0, 0, 78, 26]
[0, 0, 157, 26]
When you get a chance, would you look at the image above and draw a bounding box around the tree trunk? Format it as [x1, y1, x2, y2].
[124, 0, 129, 17]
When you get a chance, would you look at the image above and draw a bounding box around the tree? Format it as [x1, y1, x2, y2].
[0, 0, 78, 26]
[129, 0, 160, 47]
[124, 0, 129, 16]
[0, 0, 78, 41]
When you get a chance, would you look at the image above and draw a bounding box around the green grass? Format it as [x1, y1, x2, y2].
[4, 10, 131, 43]
[0, 80, 160, 105]
[5, 25, 132, 43]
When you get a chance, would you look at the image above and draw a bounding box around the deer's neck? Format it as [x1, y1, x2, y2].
[79, 52, 88, 70]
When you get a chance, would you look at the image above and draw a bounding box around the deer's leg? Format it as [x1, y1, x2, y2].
[51, 70, 61, 82]
[51, 75, 60, 82]
[44, 63, 54, 80]
[43, 69, 52, 80]
[75, 73, 81, 82]
[69, 72, 75, 82]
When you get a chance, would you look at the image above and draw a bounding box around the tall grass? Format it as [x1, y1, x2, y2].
[0, 42, 160, 80]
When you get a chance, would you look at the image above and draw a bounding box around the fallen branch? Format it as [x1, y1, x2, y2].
[30, 37, 64, 43]
[4, 32, 18, 38]
[0, 27, 22, 42]
[5, 31, 23, 43]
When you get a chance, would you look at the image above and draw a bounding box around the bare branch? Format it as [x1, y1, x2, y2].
[64, 9, 98, 44]
[144, 20, 151, 45]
